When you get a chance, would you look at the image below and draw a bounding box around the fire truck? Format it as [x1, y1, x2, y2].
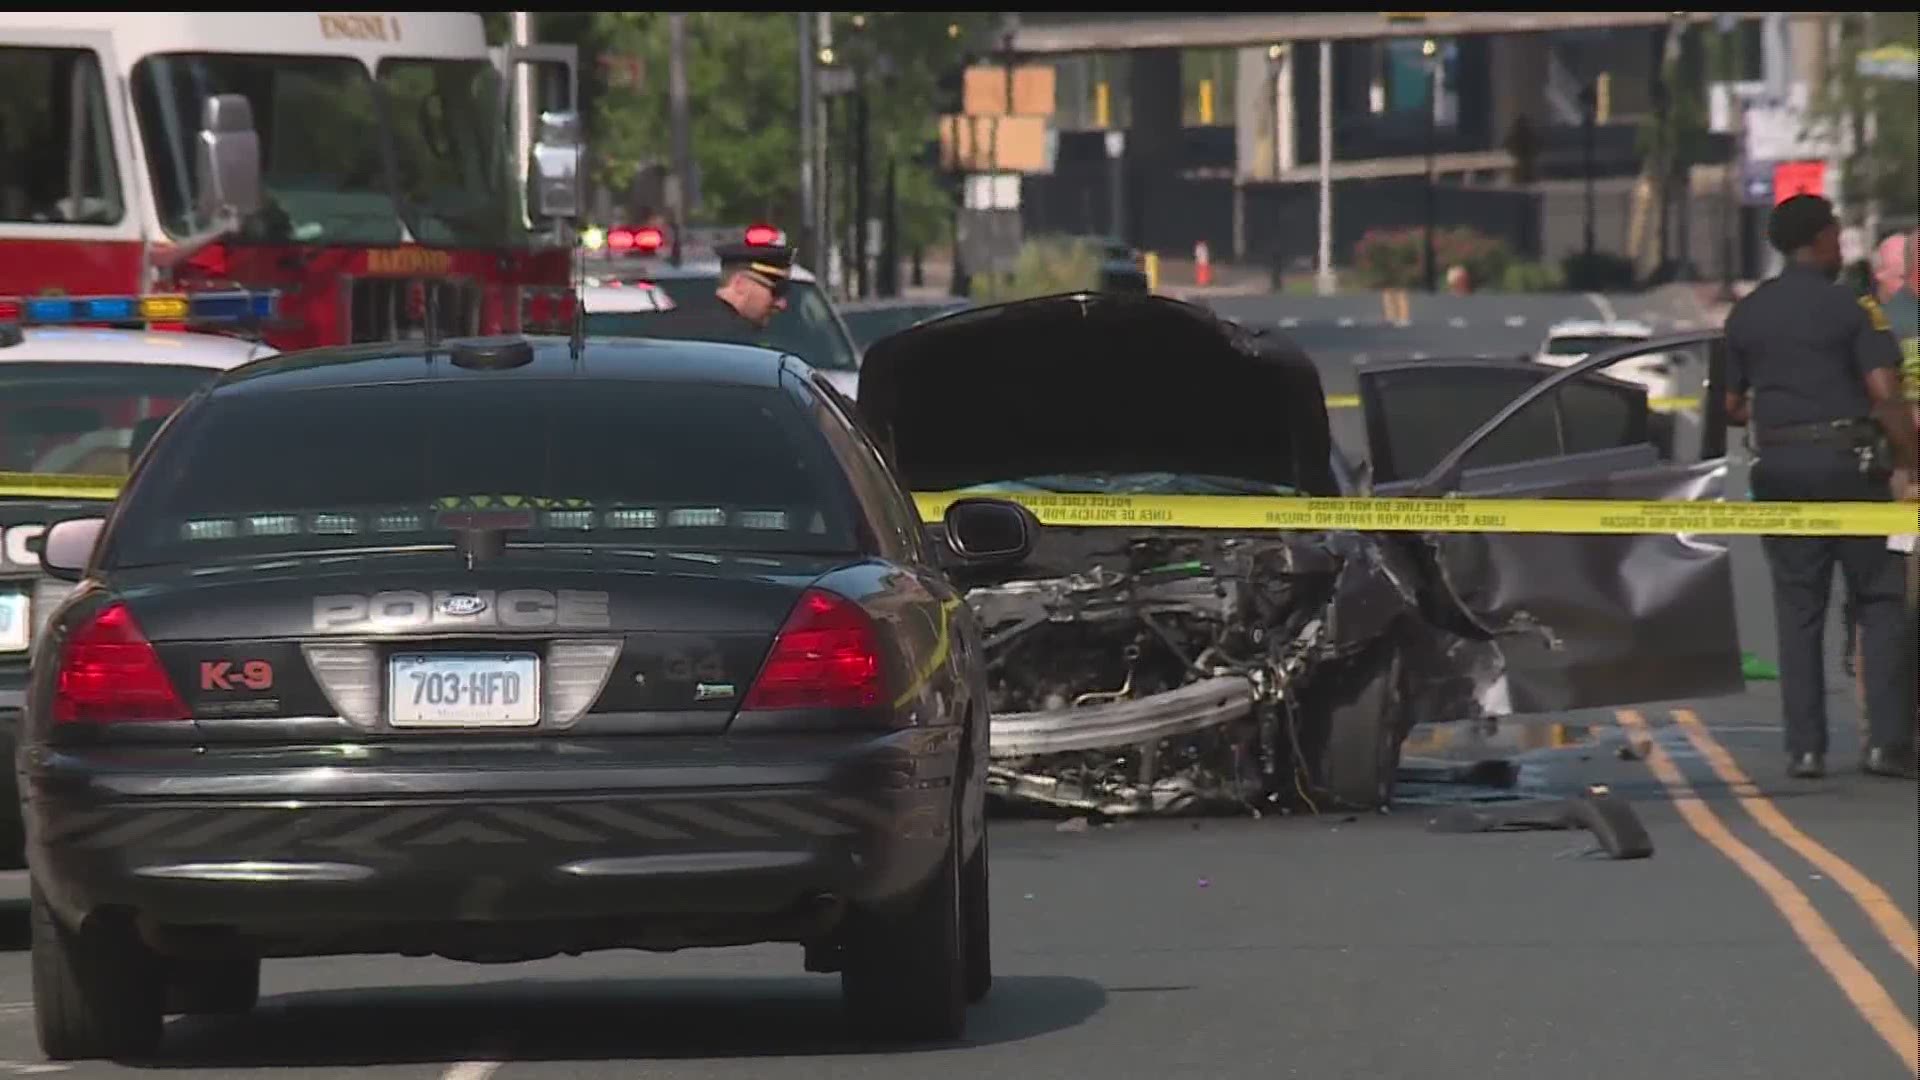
[0, 12, 582, 351]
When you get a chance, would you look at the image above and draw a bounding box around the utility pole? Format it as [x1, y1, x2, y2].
[511, 11, 535, 228]
[1421, 37, 1438, 294]
[1316, 38, 1335, 296]
[666, 13, 693, 265]
[797, 13, 817, 269]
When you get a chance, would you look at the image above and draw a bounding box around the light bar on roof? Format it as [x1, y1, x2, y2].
[0, 291, 279, 327]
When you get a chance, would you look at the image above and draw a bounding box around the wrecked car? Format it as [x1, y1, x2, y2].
[854, 292, 1743, 817]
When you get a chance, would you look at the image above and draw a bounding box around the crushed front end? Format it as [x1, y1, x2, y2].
[969, 528, 1491, 817]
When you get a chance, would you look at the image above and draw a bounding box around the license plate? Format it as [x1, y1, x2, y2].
[0, 592, 26, 654]
[388, 653, 541, 728]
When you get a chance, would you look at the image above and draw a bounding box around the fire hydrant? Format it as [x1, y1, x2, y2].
[1194, 241, 1212, 287]
[1446, 264, 1472, 295]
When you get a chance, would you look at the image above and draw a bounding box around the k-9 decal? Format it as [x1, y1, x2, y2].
[312, 589, 612, 632]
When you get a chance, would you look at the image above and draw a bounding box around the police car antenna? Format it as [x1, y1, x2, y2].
[569, 226, 587, 363]
[424, 283, 442, 353]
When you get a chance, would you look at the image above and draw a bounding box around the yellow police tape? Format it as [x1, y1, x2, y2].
[5, 472, 1912, 539]
[0, 471, 122, 501]
[1318, 393, 1701, 413]
[914, 491, 1919, 537]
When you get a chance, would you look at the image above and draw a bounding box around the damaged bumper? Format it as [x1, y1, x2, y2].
[988, 675, 1257, 759]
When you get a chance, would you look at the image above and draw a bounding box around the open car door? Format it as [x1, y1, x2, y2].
[1355, 332, 1743, 714]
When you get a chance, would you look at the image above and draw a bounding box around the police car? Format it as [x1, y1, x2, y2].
[0, 291, 278, 866]
[581, 224, 865, 399]
[1535, 318, 1677, 402]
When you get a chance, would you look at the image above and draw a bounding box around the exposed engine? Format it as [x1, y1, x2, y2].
[971, 532, 1358, 818]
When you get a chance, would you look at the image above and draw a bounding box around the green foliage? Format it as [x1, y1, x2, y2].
[1808, 13, 1919, 222]
[583, 13, 993, 250]
[967, 237, 1101, 304]
[1499, 261, 1566, 293]
[1351, 227, 1514, 290]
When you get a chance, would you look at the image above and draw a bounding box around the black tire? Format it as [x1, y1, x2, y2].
[1314, 648, 1407, 811]
[0, 722, 24, 871]
[961, 825, 991, 1004]
[31, 882, 165, 1061]
[841, 802, 967, 1043]
[167, 955, 260, 1016]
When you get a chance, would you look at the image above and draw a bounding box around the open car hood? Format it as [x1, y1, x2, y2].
[855, 293, 1338, 495]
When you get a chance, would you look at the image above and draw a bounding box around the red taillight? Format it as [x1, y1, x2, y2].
[741, 589, 884, 711]
[53, 603, 190, 725]
[743, 224, 780, 247]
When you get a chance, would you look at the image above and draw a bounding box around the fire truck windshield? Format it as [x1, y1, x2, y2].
[131, 52, 518, 250]
[378, 58, 522, 249]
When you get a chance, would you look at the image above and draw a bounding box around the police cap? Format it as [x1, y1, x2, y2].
[1767, 194, 1839, 255]
[717, 241, 796, 292]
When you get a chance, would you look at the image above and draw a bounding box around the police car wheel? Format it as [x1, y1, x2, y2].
[840, 798, 967, 1042]
[961, 826, 992, 1004]
[166, 954, 260, 1016]
[31, 881, 165, 1061]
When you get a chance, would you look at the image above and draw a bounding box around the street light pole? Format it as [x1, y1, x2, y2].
[1421, 37, 1438, 294]
[797, 13, 817, 270]
[1580, 83, 1597, 268]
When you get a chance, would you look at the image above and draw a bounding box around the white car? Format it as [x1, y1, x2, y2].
[580, 249, 863, 401]
[581, 278, 677, 316]
[1, 298, 279, 865]
[1535, 319, 1677, 402]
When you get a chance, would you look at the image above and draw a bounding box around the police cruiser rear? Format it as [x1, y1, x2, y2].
[21, 332, 1024, 1059]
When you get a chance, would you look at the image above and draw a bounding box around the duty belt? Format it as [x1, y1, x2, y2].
[1751, 418, 1877, 448]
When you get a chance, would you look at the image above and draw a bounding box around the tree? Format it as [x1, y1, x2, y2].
[826, 13, 999, 252]
[1808, 13, 1919, 231]
[588, 13, 804, 225]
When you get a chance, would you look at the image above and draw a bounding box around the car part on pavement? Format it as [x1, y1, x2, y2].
[1426, 784, 1655, 860]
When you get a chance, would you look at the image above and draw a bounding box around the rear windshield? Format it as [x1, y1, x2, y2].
[108, 380, 859, 566]
[585, 278, 860, 372]
[1, 363, 217, 480]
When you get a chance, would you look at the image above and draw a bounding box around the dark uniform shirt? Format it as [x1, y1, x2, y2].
[1726, 262, 1905, 429]
[641, 296, 764, 348]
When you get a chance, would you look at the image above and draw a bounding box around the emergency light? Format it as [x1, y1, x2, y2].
[743, 224, 782, 246]
[0, 291, 279, 328]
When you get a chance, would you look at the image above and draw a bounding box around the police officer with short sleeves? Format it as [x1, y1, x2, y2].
[648, 241, 795, 345]
[1724, 194, 1919, 781]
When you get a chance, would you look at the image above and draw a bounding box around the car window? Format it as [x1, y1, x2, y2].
[602, 277, 860, 372]
[0, 46, 123, 226]
[805, 375, 928, 564]
[109, 379, 860, 567]
[1366, 367, 1556, 484]
[0, 363, 216, 479]
[1558, 379, 1649, 456]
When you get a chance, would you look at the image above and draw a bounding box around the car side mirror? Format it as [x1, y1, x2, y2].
[194, 94, 262, 226]
[942, 497, 1037, 564]
[530, 109, 585, 222]
[40, 518, 106, 583]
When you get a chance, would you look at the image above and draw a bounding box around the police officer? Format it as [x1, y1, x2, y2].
[1725, 194, 1919, 781]
[646, 241, 794, 345]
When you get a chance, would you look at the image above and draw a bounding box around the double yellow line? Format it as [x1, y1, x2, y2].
[1616, 708, 1917, 1073]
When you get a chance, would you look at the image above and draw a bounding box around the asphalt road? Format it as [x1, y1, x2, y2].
[0, 293, 1905, 1078]
[0, 690, 1908, 1080]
